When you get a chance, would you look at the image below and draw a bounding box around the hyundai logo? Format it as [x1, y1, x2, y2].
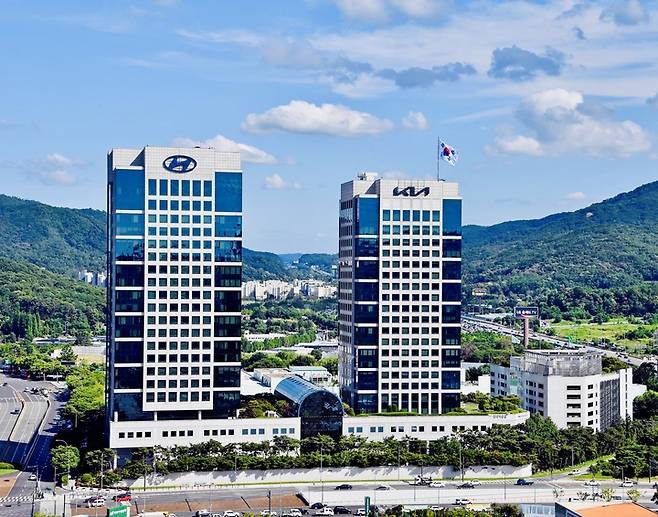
[163, 155, 197, 173]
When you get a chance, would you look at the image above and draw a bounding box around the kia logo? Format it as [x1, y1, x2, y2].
[163, 155, 197, 173]
[393, 186, 430, 197]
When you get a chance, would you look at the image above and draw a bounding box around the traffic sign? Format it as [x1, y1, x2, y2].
[107, 506, 130, 517]
[365, 496, 371, 515]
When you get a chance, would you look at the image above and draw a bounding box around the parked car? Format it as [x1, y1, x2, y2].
[315, 508, 334, 516]
[333, 506, 350, 514]
[375, 484, 392, 491]
[310, 503, 325, 510]
[583, 479, 600, 487]
[283, 509, 302, 517]
[458, 482, 476, 489]
[86, 496, 106, 508]
[429, 507, 443, 512]
[223, 511, 241, 517]
[620, 480, 635, 488]
[455, 499, 472, 506]
[355, 510, 366, 516]
[260, 511, 278, 517]
[335, 484, 353, 490]
[196, 511, 211, 517]
[515, 479, 534, 486]
[113, 493, 132, 502]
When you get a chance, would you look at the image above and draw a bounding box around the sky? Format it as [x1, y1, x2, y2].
[1, 0, 658, 253]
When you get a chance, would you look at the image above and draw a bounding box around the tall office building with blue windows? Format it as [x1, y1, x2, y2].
[107, 147, 242, 453]
[338, 173, 462, 415]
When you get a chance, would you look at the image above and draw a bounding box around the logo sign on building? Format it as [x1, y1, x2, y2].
[514, 306, 539, 318]
[107, 506, 130, 517]
[163, 155, 197, 173]
[393, 186, 430, 197]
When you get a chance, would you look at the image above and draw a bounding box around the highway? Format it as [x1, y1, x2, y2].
[61, 479, 658, 516]
[462, 315, 646, 367]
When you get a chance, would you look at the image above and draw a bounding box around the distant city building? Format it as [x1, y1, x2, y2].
[490, 350, 646, 431]
[78, 269, 107, 287]
[242, 279, 336, 301]
[338, 173, 463, 414]
[107, 146, 243, 454]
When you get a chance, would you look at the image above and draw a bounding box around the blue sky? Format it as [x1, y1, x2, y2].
[1, 0, 658, 253]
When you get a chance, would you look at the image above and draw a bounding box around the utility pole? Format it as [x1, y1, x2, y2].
[268, 489, 272, 514]
[320, 445, 324, 504]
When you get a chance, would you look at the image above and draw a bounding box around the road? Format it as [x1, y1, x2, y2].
[60, 478, 658, 517]
[0, 372, 68, 517]
[462, 315, 645, 367]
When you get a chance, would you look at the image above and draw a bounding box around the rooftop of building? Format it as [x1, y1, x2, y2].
[558, 502, 656, 516]
[511, 349, 603, 377]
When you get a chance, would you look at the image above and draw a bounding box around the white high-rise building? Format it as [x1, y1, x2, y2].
[490, 350, 646, 430]
[338, 173, 462, 414]
[107, 147, 242, 453]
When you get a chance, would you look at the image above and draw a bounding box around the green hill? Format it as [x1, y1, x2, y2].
[463, 181, 658, 318]
[0, 194, 106, 275]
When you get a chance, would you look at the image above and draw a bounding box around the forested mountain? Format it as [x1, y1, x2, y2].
[0, 194, 106, 275]
[462, 181, 658, 318]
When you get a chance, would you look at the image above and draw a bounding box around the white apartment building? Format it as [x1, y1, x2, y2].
[490, 350, 646, 431]
[339, 173, 462, 414]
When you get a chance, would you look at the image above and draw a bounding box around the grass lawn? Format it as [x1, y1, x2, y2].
[548, 319, 657, 355]
[0, 469, 17, 476]
[531, 455, 613, 479]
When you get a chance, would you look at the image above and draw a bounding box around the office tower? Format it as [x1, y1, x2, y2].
[338, 173, 462, 414]
[107, 147, 242, 452]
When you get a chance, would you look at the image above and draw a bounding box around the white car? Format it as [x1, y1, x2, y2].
[260, 512, 278, 517]
[28, 474, 37, 481]
[223, 511, 241, 517]
[315, 508, 334, 516]
[620, 480, 635, 488]
[355, 510, 366, 516]
[375, 484, 392, 490]
[583, 479, 600, 487]
[429, 482, 445, 488]
[87, 497, 106, 508]
[455, 498, 472, 506]
[568, 469, 580, 476]
[287, 510, 302, 517]
[429, 506, 443, 511]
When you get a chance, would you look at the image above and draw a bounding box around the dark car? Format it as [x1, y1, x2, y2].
[515, 479, 533, 486]
[310, 503, 325, 510]
[458, 482, 476, 489]
[335, 484, 353, 491]
[333, 507, 350, 514]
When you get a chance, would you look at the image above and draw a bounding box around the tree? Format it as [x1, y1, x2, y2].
[85, 448, 116, 478]
[601, 488, 615, 502]
[50, 445, 80, 477]
[633, 391, 658, 419]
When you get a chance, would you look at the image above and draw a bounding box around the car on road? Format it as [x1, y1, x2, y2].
[315, 508, 334, 516]
[222, 511, 241, 517]
[28, 473, 37, 481]
[375, 484, 392, 490]
[515, 479, 534, 486]
[457, 482, 476, 489]
[333, 506, 350, 514]
[310, 503, 325, 510]
[196, 511, 211, 517]
[355, 510, 366, 516]
[455, 498, 472, 506]
[260, 511, 278, 517]
[428, 481, 445, 488]
[86, 496, 106, 508]
[620, 480, 635, 488]
[335, 484, 353, 490]
[113, 493, 132, 502]
[429, 506, 443, 512]
[282, 509, 302, 517]
[10, 408, 20, 414]
[568, 470, 580, 476]
[583, 479, 600, 487]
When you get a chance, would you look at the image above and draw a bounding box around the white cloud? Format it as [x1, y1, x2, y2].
[488, 88, 651, 157]
[172, 134, 277, 164]
[46, 153, 82, 167]
[242, 100, 394, 136]
[600, 0, 649, 26]
[402, 111, 428, 130]
[565, 191, 586, 200]
[263, 173, 302, 190]
[331, 0, 441, 21]
[37, 170, 78, 186]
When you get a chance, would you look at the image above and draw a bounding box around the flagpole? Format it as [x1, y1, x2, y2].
[437, 136, 440, 181]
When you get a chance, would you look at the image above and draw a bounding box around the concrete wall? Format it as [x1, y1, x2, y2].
[123, 464, 533, 489]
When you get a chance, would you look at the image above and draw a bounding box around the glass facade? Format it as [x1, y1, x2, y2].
[355, 197, 379, 235]
[108, 148, 243, 434]
[442, 199, 462, 236]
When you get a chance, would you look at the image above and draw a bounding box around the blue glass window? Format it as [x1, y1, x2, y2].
[357, 349, 377, 368]
[358, 371, 378, 390]
[355, 197, 379, 235]
[355, 238, 378, 257]
[113, 392, 153, 421]
[148, 179, 156, 195]
[432, 210, 440, 222]
[182, 180, 190, 196]
[443, 239, 461, 258]
[114, 170, 144, 210]
[114, 341, 143, 363]
[443, 283, 461, 301]
[442, 349, 461, 368]
[115, 290, 143, 312]
[215, 172, 242, 212]
[115, 214, 144, 236]
[354, 304, 378, 323]
[403, 210, 410, 221]
[356, 394, 377, 413]
[115, 265, 144, 287]
[393, 210, 400, 222]
[442, 199, 461, 236]
[442, 327, 461, 346]
[383, 210, 391, 221]
[441, 393, 460, 413]
[442, 371, 460, 390]
[171, 180, 179, 196]
[413, 210, 420, 221]
[204, 180, 212, 197]
[215, 240, 242, 262]
[354, 282, 378, 301]
[442, 305, 461, 324]
[115, 239, 144, 261]
[193, 180, 201, 196]
[215, 215, 242, 237]
[114, 315, 143, 338]
[443, 262, 461, 280]
[159, 179, 168, 196]
[354, 260, 378, 279]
